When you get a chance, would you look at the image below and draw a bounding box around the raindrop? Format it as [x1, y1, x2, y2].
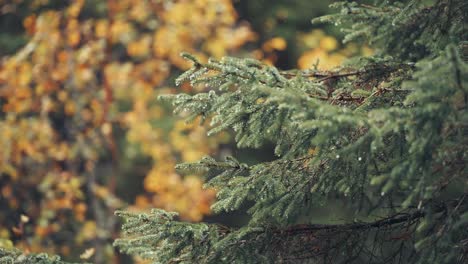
[358, 157, 362, 161]
[381, 192, 385, 196]
[336, 154, 340, 159]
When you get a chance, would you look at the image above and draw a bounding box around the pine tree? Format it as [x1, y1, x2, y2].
[115, 0, 467, 263]
[3, 0, 464, 263]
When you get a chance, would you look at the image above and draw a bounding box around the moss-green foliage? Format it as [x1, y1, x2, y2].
[115, 0, 468, 263]
[314, 0, 467, 60]
[113, 209, 221, 263]
[0, 247, 81, 264]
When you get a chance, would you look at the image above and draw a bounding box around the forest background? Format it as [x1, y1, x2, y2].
[0, 0, 371, 263]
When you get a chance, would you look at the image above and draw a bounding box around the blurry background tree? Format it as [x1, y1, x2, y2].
[0, 0, 371, 263]
[234, 0, 372, 69]
[0, 0, 256, 262]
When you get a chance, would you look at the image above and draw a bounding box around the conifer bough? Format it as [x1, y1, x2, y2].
[3, 0, 466, 263]
[114, 0, 467, 263]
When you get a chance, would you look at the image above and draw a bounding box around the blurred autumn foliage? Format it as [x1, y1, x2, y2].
[0, 0, 370, 262]
[0, 0, 256, 261]
[297, 29, 373, 70]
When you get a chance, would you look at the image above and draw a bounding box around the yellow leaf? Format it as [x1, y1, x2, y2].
[80, 248, 95, 260]
[20, 214, 29, 223]
[262, 37, 287, 52]
[319, 36, 338, 51]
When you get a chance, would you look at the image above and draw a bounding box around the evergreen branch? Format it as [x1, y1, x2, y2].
[279, 69, 363, 79]
[280, 210, 425, 235]
[0, 247, 83, 264]
[279, 64, 414, 81]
